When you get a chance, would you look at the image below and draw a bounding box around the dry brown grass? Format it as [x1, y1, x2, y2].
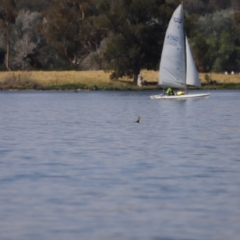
[199, 73, 240, 84]
[0, 70, 239, 86]
[118, 70, 240, 84]
[140, 71, 240, 84]
[0, 70, 114, 86]
[141, 71, 240, 84]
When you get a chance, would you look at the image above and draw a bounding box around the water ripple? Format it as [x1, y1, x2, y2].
[0, 91, 240, 240]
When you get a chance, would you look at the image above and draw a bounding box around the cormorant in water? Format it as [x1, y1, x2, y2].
[135, 116, 141, 123]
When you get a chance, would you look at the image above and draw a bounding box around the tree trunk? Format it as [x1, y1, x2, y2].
[133, 73, 138, 84]
[5, 22, 11, 71]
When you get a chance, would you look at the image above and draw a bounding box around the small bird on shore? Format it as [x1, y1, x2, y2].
[135, 116, 141, 123]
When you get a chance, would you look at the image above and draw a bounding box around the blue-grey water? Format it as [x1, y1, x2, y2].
[0, 90, 240, 240]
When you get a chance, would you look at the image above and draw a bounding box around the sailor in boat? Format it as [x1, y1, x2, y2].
[166, 87, 174, 96]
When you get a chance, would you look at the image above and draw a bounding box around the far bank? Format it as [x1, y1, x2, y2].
[0, 70, 239, 90]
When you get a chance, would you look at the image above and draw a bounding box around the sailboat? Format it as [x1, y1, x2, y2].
[150, 4, 210, 99]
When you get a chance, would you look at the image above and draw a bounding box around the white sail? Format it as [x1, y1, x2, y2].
[186, 37, 201, 87]
[159, 4, 186, 89]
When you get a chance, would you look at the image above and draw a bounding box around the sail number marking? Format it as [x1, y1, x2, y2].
[166, 35, 178, 46]
[174, 18, 182, 23]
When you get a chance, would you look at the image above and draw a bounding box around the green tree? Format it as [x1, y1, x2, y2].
[197, 9, 234, 37]
[39, 0, 105, 69]
[99, 0, 173, 83]
[234, 13, 240, 31]
[11, 10, 45, 70]
[208, 0, 231, 12]
[195, 9, 240, 72]
[192, 34, 210, 72]
[183, 0, 207, 15]
[0, 0, 17, 70]
[212, 31, 240, 72]
[16, 0, 50, 12]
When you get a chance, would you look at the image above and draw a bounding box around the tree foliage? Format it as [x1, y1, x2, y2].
[39, 0, 106, 69]
[1, 0, 240, 75]
[99, 0, 173, 82]
[193, 9, 240, 72]
[0, 0, 17, 70]
[183, 0, 234, 15]
[11, 10, 46, 69]
[15, 0, 50, 12]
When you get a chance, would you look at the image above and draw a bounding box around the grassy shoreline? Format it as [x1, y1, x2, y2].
[0, 70, 240, 90]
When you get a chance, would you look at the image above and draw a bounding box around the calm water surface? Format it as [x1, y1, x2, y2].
[0, 90, 240, 240]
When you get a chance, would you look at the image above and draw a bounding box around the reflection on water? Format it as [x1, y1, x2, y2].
[0, 90, 240, 240]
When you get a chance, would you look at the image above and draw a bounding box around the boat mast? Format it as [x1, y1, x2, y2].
[181, 1, 187, 93]
[184, 33, 188, 94]
[183, 3, 188, 94]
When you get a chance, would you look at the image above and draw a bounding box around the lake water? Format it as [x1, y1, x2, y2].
[0, 90, 240, 240]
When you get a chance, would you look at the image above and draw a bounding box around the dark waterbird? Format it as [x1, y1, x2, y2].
[135, 116, 141, 123]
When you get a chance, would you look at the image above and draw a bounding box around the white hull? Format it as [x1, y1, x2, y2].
[149, 93, 210, 100]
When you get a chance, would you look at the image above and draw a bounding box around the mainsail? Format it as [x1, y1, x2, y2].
[159, 4, 186, 89]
